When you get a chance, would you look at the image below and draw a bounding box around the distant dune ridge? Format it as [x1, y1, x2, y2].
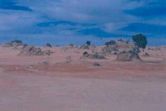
[0, 39, 165, 80]
[2, 39, 142, 61]
[3, 40, 53, 56]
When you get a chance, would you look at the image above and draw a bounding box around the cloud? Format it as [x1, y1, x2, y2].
[0, 11, 42, 35]
[121, 23, 166, 36]
[78, 27, 114, 37]
[28, 0, 138, 36]
[33, 0, 138, 24]
[124, 1, 166, 19]
[37, 21, 78, 27]
[0, 0, 165, 45]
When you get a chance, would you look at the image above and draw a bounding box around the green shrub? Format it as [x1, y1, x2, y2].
[132, 34, 147, 49]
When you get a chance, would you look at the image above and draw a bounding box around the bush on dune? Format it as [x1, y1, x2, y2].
[132, 34, 147, 49]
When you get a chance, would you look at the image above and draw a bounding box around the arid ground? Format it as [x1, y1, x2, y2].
[0, 46, 166, 111]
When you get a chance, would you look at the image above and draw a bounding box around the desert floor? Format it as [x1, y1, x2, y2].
[0, 46, 166, 111]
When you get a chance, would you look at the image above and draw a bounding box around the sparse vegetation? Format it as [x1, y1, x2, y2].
[80, 41, 91, 49]
[93, 62, 101, 67]
[11, 40, 23, 44]
[83, 51, 89, 57]
[105, 40, 116, 46]
[86, 41, 91, 46]
[46, 43, 52, 48]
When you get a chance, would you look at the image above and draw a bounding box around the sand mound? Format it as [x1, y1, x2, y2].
[116, 49, 140, 61]
[19, 46, 53, 56]
[82, 51, 105, 59]
[102, 40, 136, 56]
[3, 40, 26, 49]
[102, 45, 118, 55]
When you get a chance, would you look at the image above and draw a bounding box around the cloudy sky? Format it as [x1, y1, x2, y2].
[0, 0, 165, 45]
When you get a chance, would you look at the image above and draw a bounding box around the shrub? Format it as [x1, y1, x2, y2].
[11, 40, 23, 44]
[132, 34, 147, 49]
[105, 40, 116, 46]
[46, 43, 52, 48]
[86, 41, 91, 46]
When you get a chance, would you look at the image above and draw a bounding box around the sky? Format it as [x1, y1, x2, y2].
[0, 0, 165, 45]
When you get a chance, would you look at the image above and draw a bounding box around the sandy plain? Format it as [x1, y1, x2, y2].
[0, 46, 166, 111]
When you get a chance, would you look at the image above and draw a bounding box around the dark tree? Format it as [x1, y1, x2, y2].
[46, 43, 52, 48]
[132, 34, 147, 49]
[105, 40, 116, 46]
[86, 41, 91, 46]
[11, 40, 23, 44]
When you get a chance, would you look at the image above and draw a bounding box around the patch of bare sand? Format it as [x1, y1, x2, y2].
[1, 69, 166, 111]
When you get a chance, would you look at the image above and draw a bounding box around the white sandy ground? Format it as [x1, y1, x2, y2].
[0, 46, 166, 111]
[1, 72, 166, 111]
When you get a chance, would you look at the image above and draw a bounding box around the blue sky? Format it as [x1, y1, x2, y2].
[0, 0, 165, 45]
